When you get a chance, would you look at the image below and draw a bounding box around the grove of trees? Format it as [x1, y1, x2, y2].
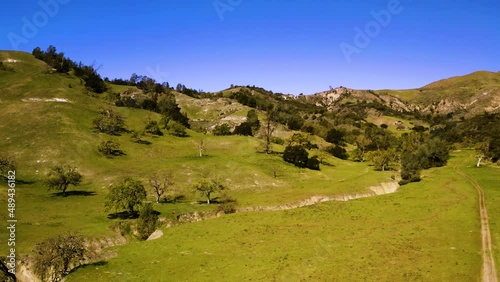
[32, 46, 107, 93]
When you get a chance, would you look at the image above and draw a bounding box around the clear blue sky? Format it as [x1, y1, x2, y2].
[1, 0, 499, 94]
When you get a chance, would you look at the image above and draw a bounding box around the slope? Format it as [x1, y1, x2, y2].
[0, 51, 393, 257]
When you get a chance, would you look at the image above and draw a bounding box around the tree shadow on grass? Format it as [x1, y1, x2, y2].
[51, 191, 96, 197]
[134, 140, 152, 145]
[1, 176, 35, 185]
[68, 260, 109, 275]
[163, 194, 186, 204]
[320, 161, 335, 167]
[196, 196, 222, 205]
[105, 150, 126, 157]
[107, 211, 139, 220]
[16, 179, 36, 184]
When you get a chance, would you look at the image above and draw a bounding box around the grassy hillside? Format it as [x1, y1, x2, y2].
[0, 51, 392, 257]
[1, 51, 498, 281]
[68, 151, 485, 281]
[379, 71, 500, 117]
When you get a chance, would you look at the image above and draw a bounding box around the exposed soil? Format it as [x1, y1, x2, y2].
[455, 165, 498, 282]
[237, 181, 399, 212]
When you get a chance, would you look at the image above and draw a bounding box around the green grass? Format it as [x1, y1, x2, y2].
[380, 71, 500, 106]
[366, 115, 429, 136]
[0, 51, 497, 281]
[456, 152, 500, 271]
[68, 151, 482, 281]
[0, 51, 392, 257]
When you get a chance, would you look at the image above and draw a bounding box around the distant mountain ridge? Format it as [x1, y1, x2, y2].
[308, 71, 500, 119]
[2, 50, 499, 121]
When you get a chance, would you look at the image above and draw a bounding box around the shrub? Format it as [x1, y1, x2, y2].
[140, 98, 158, 112]
[271, 136, 285, 145]
[325, 145, 349, 160]
[213, 124, 232, 136]
[306, 156, 320, 170]
[0, 62, 12, 71]
[98, 139, 122, 156]
[233, 122, 253, 136]
[145, 120, 163, 136]
[325, 128, 346, 145]
[283, 145, 309, 168]
[216, 193, 238, 214]
[167, 120, 188, 137]
[92, 108, 125, 134]
[31, 232, 89, 282]
[137, 203, 159, 240]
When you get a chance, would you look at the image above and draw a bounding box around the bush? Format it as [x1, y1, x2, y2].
[0, 62, 13, 71]
[306, 156, 320, 170]
[92, 108, 125, 134]
[145, 120, 163, 136]
[271, 136, 285, 145]
[325, 145, 349, 160]
[98, 139, 122, 156]
[287, 115, 304, 130]
[216, 193, 238, 214]
[325, 128, 346, 145]
[166, 120, 188, 137]
[137, 203, 159, 240]
[140, 98, 158, 112]
[31, 232, 89, 282]
[283, 145, 309, 168]
[213, 123, 232, 136]
[233, 122, 253, 136]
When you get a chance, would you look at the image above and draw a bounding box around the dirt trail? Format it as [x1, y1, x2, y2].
[238, 182, 399, 212]
[455, 165, 498, 282]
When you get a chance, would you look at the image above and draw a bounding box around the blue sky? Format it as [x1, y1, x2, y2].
[1, 0, 499, 94]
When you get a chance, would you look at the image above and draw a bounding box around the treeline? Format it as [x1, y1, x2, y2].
[110, 74, 211, 99]
[32, 46, 107, 93]
[435, 112, 500, 162]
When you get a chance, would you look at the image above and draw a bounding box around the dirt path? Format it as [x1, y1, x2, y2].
[455, 165, 498, 282]
[238, 182, 399, 212]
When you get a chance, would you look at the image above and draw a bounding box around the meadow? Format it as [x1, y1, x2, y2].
[67, 151, 488, 281]
[1, 51, 498, 281]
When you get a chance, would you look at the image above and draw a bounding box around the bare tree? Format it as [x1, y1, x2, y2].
[261, 109, 277, 154]
[148, 171, 174, 203]
[198, 140, 205, 157]
[475, 140, 490, 167]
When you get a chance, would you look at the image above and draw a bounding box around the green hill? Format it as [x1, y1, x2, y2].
[0, 51, 392, 254]
[378, 71, 500, 117]
[1, 50, 499, 281]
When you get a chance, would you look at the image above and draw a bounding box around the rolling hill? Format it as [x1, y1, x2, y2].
[1, 50, 499, 281]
